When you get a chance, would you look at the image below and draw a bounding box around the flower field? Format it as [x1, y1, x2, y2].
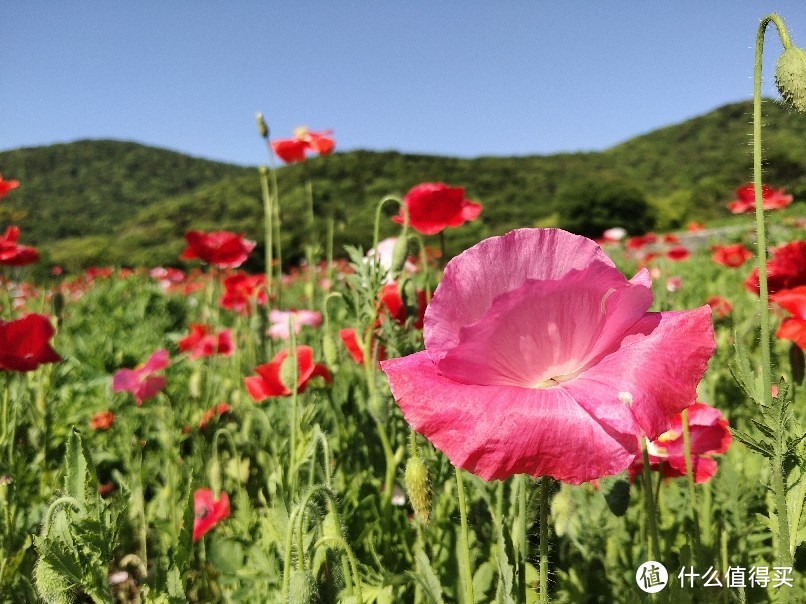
[4, 15, 806, 604]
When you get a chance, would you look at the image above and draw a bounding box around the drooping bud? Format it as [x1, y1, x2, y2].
[390, 235, 409, 279]
[775, 46, 806, 112]
[405, 455, 431, 524]
[288, 569, 316, 604]
[255, 112, 269, 139]
[322, 330, 338, 368]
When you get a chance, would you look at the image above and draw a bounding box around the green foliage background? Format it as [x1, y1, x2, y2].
[1, 100, 806, 272]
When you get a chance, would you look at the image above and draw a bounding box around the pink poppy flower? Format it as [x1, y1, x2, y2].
[178, 324, 235, 359]
[393, 183, 482, 236]
[381, 229, 715, 484]
[113, 349, 170, 405]
[193, 488, 230, 541]
[245, 346, 331, 401]
[727, 183, 793, 214]
[629, 402, 731, 483]
[268, 309, 322, 340]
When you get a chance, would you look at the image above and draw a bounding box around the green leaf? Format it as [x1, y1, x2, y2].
[411, 548, 444, 603]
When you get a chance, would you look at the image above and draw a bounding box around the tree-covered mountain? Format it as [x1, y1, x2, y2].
[1, 100, 804, 272]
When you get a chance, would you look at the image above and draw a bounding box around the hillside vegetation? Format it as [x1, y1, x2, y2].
[1, 100, 805, 272]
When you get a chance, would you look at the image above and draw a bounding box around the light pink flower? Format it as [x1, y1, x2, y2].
[366, 237, 417, 281]
[113, 349, 170, 405]
[381, 229, 715, 484]
[268, 309, 323, 340]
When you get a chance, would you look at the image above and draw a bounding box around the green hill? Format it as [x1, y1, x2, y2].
[1, 100, 805, 272]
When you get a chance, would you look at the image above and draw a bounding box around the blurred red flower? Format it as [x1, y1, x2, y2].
[245, 346, 331, 401]
[199, 402, 232, 429]
[687, 221, 706, 232]
[338, 327, 387, 365]
[771, 286, 806, 349]
[89, 410, 115, 430]
[179, 324, 235, 359]
[394, 183, 482, 235]
[625, 233, 657, 250]
[629, 402, 731, 483]
[727, 183, 793, 214]
[0, 314, 61, 371]
[745, 240, 806, 295]
[711, 243, 753, 267]
[112, 349, 169, 405]
[0, 175, 20, 199]
[180, 230, 255, 269]
[379, 283, 427, 329]
[0, 226, 39, 266]
[220, 272, 267, 313]
[271, 127, 335, 163]
[666, 246, 690, 261]
[193, 488, 230, 541]
[706, 296, 733, 319]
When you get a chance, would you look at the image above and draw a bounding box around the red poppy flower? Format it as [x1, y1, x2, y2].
[745, 240, 806, 295]
[338, 327, 387, 365]
[245, 346, 331, 401]
[625, 233, 657, 250]
[687, 221, 706, 232]
[771, 286, 806, 349]
[0, 314, 61, 371]
[220, 272, 267, 313]
[727, 183, 793, 214]
[706, 296, 732, 319]
[666, 246, 690, 261]
[0, 175, 20, 199]
[112, 349, 169, 405]
[0, 226, 39, 267]
[270, 127, 336, 163]
[629, 402, 731, 483]
[393, 183, 482, 236]
[711, 243, 753, 268]
[379, 283, 427, 329]
[89, 410, 116, 430]
[199, 403, 232, 429]
[180, 230, 255, 269]
[178, 324, 235, 360]
[193, 488, 231, 541]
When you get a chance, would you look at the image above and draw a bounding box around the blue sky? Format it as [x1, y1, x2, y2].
[4, 2, 806, 166]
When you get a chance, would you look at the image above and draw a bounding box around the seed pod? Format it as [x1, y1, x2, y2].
[288, 569, 316, 604]
[255, 113, 269, 139]
[322, 330, 338, 368]
[776, 46, 806, 112]
[405, 455, 431, 524]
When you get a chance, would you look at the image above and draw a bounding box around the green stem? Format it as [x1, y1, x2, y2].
[681, 409, 702, 559]
[517, 474, 528, 604]
[313, 536, 364, 604]
[754, 13, 793, 566]
[288, 320, 300, 497]
[455, 467, 475, 604]
[640, 439, 660, 560]
[259, 166, 274, 300]
[539, 477, 550, 604]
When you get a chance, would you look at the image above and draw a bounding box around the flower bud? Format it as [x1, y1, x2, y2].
[390, 236, 409, 278]
[255, 112, 269, 138]
[322, 330, 338, 368]
[775, 46, 806, 112]
[288, 569, 316, 604]
[405, 455, 431, 524]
